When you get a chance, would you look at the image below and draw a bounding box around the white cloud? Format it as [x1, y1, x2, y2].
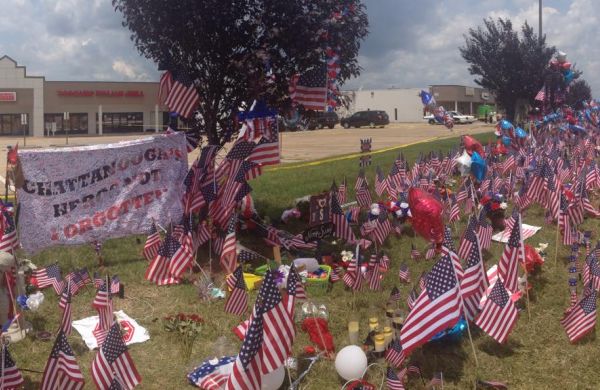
[112, 60, 150, 81]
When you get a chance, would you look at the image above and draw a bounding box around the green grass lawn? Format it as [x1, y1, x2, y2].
[12, 130, 600, 389]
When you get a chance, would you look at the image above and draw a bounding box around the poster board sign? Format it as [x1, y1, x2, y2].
[309, 192, 331, 227]
[16, 133, 188, 253]
[302, 222, 334, 242]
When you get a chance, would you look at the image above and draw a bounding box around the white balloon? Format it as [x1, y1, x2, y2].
[455, 151, 472, 176]
[261, 366, 285, 390]
[334, 345, 368, 381]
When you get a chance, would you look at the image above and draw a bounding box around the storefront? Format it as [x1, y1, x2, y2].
[0, 56, 167, 137]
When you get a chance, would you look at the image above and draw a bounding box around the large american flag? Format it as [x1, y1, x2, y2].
[226, 307, 264, 390]
[164, 70, 200, 118]
[289, 65, 327, 111]
[497, 213, 524, 293]
[561, 290, 597, 343]
[40, 330, 85, 390]
[286, 265, 306, 315]
[399, 254, 461, 356]
[475, 278, 518, 343]
[225, 266, 248, 316]
[0, 346, 24, 389]
[91, 322, 141, 389]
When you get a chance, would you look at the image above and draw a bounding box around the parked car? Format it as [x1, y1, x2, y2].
[423, 111, 475, 124]
[341, 110, 389, 128]
[307, 111, 339, 130]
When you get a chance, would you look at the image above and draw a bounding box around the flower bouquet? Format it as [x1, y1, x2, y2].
[163, 313, 204, 362]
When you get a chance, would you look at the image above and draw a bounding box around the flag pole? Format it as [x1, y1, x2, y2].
[554, 217, 560, 267]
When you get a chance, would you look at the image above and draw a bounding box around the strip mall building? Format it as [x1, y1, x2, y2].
[0, 56, 167, 137]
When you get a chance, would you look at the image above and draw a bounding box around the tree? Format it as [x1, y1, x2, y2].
[113, 0, 369, 145]
[460, 18, 555, 122]
[566, 79, 592, 110]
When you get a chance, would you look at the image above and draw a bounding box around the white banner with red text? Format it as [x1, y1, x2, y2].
[16, 133, 188, 253]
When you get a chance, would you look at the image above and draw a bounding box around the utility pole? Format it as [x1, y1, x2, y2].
[539, 0, 543, 42]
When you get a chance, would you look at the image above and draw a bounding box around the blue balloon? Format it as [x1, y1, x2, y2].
[500, 119, 512, 130]
[470, 151, 487, 182]
[420, 90, 434, 107]
[564, 69, 574, 84]
[515, 127, 527, 138]
[502, 135, 511, 146]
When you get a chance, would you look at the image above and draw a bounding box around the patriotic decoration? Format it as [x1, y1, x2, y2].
[0, 346, 24, 390]
[188, 356, 235, 390]
[561, 290, 597, 343]
[33, 264, 65, 295]
[91, 322, 141, 389]
[163, 70, 200, 118]
[385, 339, 405, 367]
[224, 266, 248, 316]
[398, 263, 410, 283]
[145, 232, 182, 286]
[400, 254, 461, 356]
[386, 366, 405, 390]
[40, 330, 85, 390]
[460, 225, 487, 320]
[497, 213, 524, 293]
[289, 65, 327, 111]
[475, 279, 518, 344]
[59, 287, 73, 336]
[143, 222, 161, 261]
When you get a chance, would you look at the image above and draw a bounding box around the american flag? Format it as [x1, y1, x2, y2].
[286, 265, 306, 314]
[582, 253, 600, 292]
[477, 209, 493, 251]
[355, 169, 367, 191]
[448, 195, 460, 223]
[425, 244, 437, 260]
[407, 288, 418, 310]
[331, 192, 356, 243]
[225, 308, 264, 390]
[561, 290, 597, 343]
[256, 271, 294, 374]
[356, 184, 372, 208]
[389, 286, 401, 302]
[0, 346, 24, 389]
[386, 367, 405, 390]
[398, 263, 410, 283]
[559, 193, 576, 245]
[475, 279, 518, 343]
[65, 268, 91, 296]
[329, 265, 341, 283]
[93, 272, 104, 290]
[458, 216, 478, 260]
[92, 280, 114, 347]
[188, 356, 235, 390]
[441, 227, 464, 281]
[247, 118, 280, 166]
[91, 322, 141, 390]
[427, 372, 443, 388]
[338, 177, 347, 204]
[40, 330, 85, 390]
[158, 71, 173, 105]
[460, 228, 487, 320]
[111, 275, 121, 295]
[0, 207, 18, 253]
[143, 222, 161, 261]
[224, 266, 248, 316]
[144, 232, 181, 286]
[368, 262, 382, 291]
[476, 379, 508, 389]
[375, 166, 388, 197]
[33, 264, 65, 295]
[164, 70, 200, 118]
[410, 244, 422, 261]
[219, 216, 239, 274]
[385, 339, 405, 368]
[58, 288, 73, 336]
[497, 213, 524, 293]
[400, 254, 461, 355]
[289, 65, 327, 111]
[168, 219, 195, 279]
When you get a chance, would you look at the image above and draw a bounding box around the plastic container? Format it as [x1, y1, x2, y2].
[304, 265, 331, 289]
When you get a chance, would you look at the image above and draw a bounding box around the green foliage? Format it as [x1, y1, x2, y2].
[460, 18, 555, 121]
[566, 79, 592, 110]
[112, 0, 369, 145]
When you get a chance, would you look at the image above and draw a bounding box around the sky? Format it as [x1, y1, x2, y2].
[0, 0, 597, 94]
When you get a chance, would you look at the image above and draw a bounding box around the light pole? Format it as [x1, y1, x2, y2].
[539, 0, 542, 41]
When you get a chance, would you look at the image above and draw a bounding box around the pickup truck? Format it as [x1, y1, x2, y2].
[423, 111, 475, 124]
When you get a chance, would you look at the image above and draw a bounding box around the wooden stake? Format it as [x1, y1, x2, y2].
[554, 218, 560, 267]
[524, 270, 531, 321]
[272, 246, 282, 265]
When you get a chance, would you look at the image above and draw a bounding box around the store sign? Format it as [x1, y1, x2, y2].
[57, 90, 144, 97]
[0, 92, 16, 102]
[16, 133, 188, 253]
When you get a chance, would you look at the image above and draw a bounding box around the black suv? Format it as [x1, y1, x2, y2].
[307, 111, 339, 130]
[340, 110, 390, 128]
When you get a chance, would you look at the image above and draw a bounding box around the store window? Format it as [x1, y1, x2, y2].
[96, 112, 143, 133]
[44, 113, 88, 135]
[0, 114, 29, 136]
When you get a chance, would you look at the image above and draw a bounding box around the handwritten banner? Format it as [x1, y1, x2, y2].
[16, 133, 188, 253]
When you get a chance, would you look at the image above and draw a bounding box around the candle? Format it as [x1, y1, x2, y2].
[368, 317, 379, 332]
[383, 326, 393, 346]
[374, 334, 386, 352]
[348, 321, 359, 345]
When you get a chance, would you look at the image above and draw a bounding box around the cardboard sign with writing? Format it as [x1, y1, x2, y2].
[16, 133, 188, 253]
[309, 192, 331, 227]
[302, 222, 334, 242]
